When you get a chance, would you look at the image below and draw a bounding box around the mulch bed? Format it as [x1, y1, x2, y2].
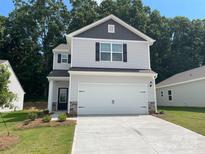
[16, 118, 76, 130]
[0, 135, 19, 151]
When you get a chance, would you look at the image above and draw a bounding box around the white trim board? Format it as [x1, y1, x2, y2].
[66, 14, 155, 45]
[72, 37, 149, 44]
[69, 71, 156, 77]
[156, 77, 205, 89]
[47, 77, 69, 81]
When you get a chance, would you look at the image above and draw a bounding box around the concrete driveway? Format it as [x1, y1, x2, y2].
[72, 116, 205, 154]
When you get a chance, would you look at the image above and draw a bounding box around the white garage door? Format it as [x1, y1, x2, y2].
[78, 83, 148, 115]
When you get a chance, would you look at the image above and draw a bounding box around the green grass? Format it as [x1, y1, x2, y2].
[0, 111, 75, 154]
[158, 106, 205, 136]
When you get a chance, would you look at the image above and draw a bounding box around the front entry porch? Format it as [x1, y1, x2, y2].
[47, 77, 69, 112]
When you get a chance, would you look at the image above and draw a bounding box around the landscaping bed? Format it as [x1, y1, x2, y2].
[16, 118, 76, 129]
[0, 111, 75, 154]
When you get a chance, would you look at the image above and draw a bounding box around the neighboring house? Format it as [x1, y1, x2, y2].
[0, 60, 25, 112]
[157, 65, 205, 107]
[47, 14, 157, 115]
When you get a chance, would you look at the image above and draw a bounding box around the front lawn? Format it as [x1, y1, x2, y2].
[157, 106, 205, 136]
[0, 111, 75, 154]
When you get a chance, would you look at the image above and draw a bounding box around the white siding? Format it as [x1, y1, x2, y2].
[157, 79, 205, 107]
[53, 52, 70, 70]
[0, 62, 25, 112]
[71, 38, 150, 69]
[70, 75, 155, 104]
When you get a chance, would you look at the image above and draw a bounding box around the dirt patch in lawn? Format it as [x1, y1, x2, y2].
[16, 118, 76, 130]
[0, 135, 19, 151]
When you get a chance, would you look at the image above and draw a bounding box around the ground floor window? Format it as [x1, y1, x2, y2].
[161, 91, 164, 97]
[168, 90, 172, 101]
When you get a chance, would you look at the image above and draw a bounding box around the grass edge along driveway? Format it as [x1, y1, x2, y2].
[157, 106, 205, 136]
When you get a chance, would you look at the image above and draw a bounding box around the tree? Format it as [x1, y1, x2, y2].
[0, 0, 70, 98]
[0, 64, 16, 136]
[69, 0, 98, 32]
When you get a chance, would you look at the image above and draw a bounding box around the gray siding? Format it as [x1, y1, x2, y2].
[157, 79, 205, 107]
[75, 19, 145, 41]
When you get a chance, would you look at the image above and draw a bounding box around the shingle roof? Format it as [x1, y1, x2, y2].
[157, 65, 205, 88]
[48, 70, 69, 77]
[53, 44, 70, 53]
[0, 60, 7, 64]
[69, 67, 156, 74]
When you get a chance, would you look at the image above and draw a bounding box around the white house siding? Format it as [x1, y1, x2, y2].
[53, 52, 71, 70]
[52, 81, 69, 105]
[0, 62, 25, 112]
[69, 74, 156, 105]
[71, 38, 150, 69]
[157, 79, 205, 107]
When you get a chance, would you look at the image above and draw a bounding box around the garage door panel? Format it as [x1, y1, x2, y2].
[78, 83, 148, 115]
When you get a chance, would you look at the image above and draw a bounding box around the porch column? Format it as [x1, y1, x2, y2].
[152, 77, 157, 113]
[48, 79, 54, 112]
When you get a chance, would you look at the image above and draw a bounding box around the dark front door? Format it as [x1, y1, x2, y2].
[58, 88, 68, 110]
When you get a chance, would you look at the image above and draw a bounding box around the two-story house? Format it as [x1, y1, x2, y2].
[47, 15, 157, 115]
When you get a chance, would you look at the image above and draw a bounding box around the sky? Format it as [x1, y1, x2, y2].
[0, 0, 205, 20]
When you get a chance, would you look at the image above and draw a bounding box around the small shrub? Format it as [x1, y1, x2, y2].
[43, 109, 49, 115]
[42, 115, 52, 123]
[58, 113, 67, 122]
[37, 112, 44, 118]
[28, 112, 37, 121]
[23, 119, 31, 125]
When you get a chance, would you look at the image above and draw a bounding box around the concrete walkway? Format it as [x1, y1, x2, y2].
[72, 115, 205, 154]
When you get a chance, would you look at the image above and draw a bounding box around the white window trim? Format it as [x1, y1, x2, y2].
[108, 24, 115, 33]
[61, 53, 68, 63]
[99, 42, 123, 62]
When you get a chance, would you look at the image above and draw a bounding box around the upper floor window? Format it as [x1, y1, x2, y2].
[108, 24, 115, 33]
[57, 54, 71, 63]
[100, 43, 123, 61]
[61, 54, 68, 63]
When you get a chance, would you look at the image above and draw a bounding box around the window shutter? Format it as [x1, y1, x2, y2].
[123, 44, 127, 62]
[68, 54, 71, 63]
[57, 54, 61, 63]
[96, 42, 100, 61]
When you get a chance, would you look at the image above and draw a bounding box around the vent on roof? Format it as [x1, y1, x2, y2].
[108, 24, 115, 33]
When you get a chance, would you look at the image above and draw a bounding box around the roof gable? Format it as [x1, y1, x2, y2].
[0, 60, 7, 64]
[75, 19, 145, 41]
[0, 60, 25, 93]
[67, 15, 155, 45]
[52, 44, 70, 53]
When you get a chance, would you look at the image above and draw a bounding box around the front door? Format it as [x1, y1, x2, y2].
[58, 88, 68, 111]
